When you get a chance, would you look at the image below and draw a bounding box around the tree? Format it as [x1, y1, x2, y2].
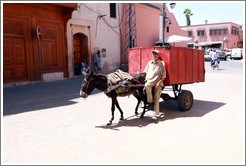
[183, 8, 193, 26]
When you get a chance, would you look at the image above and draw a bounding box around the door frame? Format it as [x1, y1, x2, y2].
[67, 19, 94, 78]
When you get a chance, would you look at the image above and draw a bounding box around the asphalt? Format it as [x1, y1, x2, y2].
[3, 77, 86, 116]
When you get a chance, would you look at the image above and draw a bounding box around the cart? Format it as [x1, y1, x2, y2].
[128, 46, 205, 111]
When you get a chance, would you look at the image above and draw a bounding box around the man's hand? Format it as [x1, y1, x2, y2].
[156, 79, 164, 87]
[138, 71, 146, 77]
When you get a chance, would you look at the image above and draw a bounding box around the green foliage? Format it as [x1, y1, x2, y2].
[183, 8, 193, 26]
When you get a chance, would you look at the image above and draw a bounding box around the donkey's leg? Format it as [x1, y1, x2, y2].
[107, 97, 116, 126]
[140, 102, 147, 119]
[133, 90, 144, 115]
[140, 90, 147, 119]
[133, 93, 141, 115]
[135, 98, 141, 116]
[115, 99, 124, 120]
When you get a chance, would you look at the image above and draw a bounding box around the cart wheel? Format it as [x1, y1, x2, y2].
[177, 90, 193, 111]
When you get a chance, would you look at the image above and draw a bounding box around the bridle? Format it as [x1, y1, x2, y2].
[80, 77, 90, 97]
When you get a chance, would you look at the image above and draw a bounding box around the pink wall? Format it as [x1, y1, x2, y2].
[165, 7, 188, 47]
[135, 3, 188, 47]
[135, 4, 160, 47]
[121, 3, 192, 63]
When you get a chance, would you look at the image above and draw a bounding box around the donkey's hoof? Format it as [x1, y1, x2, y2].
[135, 112, 139, 116]
[119, 117, 124, 120]
[140, 115, 144, 119]
[107, 121, 112, 126]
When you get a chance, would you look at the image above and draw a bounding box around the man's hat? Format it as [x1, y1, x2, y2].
[152, 50, 160, 55]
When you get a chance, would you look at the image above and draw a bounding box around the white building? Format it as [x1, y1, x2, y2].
[67, 3, 122, 77]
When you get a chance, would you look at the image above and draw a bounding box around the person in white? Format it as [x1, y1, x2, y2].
[142, 50, 166, 118]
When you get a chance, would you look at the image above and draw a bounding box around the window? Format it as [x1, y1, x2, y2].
[209, 27, 228, 36]
[218, 30, 221, 35]
[110, 3, 116, 18]
[166, 26, 169, 33]
[231, 27, 239, 35]
[223, 29, 227, 35]
[188, 30, 192, 37]
[197, 30, 205, 36]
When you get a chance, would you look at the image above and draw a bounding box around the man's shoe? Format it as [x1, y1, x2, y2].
[147, 102, 154, 110]
[152, 115, 158, 123]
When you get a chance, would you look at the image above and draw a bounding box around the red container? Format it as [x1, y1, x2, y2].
[128, 46, 205, 86]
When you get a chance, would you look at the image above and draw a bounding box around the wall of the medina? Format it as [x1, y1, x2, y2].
[71, 3, 122, 73]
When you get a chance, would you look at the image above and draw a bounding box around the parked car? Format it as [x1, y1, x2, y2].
[231, 48, 243, 60]
[222, 49, 232, 60]
[204, 49, 211, 61]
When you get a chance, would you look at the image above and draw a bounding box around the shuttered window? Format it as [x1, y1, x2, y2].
[110, 3, 116, 18]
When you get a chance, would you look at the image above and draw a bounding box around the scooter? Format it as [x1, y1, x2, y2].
[211, 59, 220, 70]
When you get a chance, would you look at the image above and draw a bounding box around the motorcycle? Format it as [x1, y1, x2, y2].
[211, 59, 220, 70]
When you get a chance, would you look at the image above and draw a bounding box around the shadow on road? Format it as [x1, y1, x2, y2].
[95, 99, 226, 130]
[3, 77, 101, 116]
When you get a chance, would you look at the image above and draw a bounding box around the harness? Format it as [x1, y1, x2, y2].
[105, 69, 145, 95]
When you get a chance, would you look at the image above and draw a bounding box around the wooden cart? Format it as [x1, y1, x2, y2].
[128, 46, 205, 111]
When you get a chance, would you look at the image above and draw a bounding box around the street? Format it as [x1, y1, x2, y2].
[2, 60, 245, 165]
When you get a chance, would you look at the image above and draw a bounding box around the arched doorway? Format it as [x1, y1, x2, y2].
[66, 19, 93, 78]
[73, 33, 89, 75]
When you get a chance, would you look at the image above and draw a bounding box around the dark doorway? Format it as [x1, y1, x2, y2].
[73, 33, 89, 75]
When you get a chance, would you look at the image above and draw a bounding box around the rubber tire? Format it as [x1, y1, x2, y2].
[177, 90, 193, 111]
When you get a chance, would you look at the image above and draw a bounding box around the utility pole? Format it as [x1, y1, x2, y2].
[162, 3, 176, 46]
[162, 3, 166, 46]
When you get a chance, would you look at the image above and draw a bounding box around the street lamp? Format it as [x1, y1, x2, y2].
[162, 3, 176, 46]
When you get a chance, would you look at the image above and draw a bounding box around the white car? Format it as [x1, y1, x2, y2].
[222, 49, 232, 60]
[231, 48, 243, 60]
[204, 49, 211, 61]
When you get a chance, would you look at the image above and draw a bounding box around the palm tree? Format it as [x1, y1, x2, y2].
[183, 8, 193, 26]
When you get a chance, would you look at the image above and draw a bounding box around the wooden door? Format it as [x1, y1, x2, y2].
[3, 4, 69, 83]
[3, 14, 31, 83]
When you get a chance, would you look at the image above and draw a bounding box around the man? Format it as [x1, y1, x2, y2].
[142, 50, 166, 118]
[93, 50, 101, 73]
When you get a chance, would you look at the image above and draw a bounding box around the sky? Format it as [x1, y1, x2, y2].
[166, 1, 245, 27]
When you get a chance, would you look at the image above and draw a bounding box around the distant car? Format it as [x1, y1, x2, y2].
[216, 49, 228, 61]
[204, 49, 211, 61]
[231, 48, 243, 60]
[222, 49, 232, 60]
[225, 49, 232, 59]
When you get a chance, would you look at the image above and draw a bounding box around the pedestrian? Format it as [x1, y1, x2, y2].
[142, 50, 166, 119]
[93, 50, 101, 73]
[210, 49, 216, 66]
[81, 60, 90, 75]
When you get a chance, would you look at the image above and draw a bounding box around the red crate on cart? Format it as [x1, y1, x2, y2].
[128, 46, 205, 86]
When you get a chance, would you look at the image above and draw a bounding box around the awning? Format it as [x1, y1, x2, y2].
[155, 35, 191, 44]
[195, 41, 223, 46]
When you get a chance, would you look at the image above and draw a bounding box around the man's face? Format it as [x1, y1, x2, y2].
[152, 52, 159, 61]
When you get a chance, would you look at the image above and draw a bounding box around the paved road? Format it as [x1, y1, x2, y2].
[2, 60, 245, 164]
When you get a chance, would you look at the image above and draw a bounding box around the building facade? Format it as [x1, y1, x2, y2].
[3, 3, 76, 85]
[3, 3, 187, 86]
[69, 3, 122, 76]
[181, 22, 243, 50]
[3, 3, 122, 86]
[120, 3, 188, 64]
